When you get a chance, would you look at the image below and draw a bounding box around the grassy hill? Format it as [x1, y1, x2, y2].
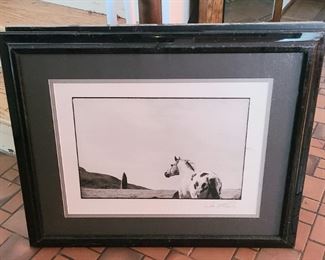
[79, 167, 148, 190]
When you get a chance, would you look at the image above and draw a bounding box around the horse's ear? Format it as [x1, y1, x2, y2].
[174, 156, 179, 161]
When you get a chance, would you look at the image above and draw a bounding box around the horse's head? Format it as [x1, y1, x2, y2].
[164, 156, 180, 178]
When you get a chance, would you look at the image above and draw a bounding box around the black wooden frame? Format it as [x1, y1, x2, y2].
[0, 23, 324, 247]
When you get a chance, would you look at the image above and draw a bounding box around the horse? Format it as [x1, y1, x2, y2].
[164, 156, 222, 199]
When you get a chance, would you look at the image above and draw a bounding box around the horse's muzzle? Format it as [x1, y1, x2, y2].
[164, 172, 170, 178]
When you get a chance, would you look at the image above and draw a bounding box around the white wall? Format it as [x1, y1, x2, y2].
[162, 0, 190, 24]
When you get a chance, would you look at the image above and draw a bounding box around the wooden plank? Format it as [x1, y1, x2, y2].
[138, 0, 162, 24]
[0, 0, 106, 27]
[272, 0, 283, 22]
[199, 0, 224, 23]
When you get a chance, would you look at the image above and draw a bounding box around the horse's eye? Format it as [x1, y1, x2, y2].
[171, 164, 173, 166]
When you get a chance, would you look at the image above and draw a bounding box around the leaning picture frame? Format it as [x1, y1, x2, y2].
[0, 23, 324, 247]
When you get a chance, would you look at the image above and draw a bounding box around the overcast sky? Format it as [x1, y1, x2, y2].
[73, 98, 249, 190]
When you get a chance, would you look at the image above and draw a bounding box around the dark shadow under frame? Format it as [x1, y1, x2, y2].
[0, 23, 324, 247]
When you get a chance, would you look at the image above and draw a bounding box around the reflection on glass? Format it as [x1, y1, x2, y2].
[224, 0, 274, 22]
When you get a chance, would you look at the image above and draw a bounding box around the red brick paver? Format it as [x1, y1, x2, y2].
[319, 203, 325, 216]
[315, 168, 325, 179]
[256, 248, 301, 260]
[99, 247, 143, 260]
[166, 251, 192, 260]
[32, 247, 61, 260]
[0, 210, 10, 225]
[302, 175, 325, 201]
[301, 197, 320, 212]
[53, 255, 70, 260]
[315, 108, 325, 124]
[310, 215, 325, 245]
[90, 247, 106, 254]
[190, 248, 237, 260]
[235, 248, 258, 260]
[311, 138, 325, 149]
[133, 247, 170, 259]
[319, 159, 325, 169]
[299, 209, 317, 225]
[302, 241, 325, 260]
[294, 222, 311, 252]
[60, 247, 100, 260]
[173, 247, 193, 256]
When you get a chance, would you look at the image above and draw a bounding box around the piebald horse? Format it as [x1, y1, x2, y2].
[164, 156, 222, 199]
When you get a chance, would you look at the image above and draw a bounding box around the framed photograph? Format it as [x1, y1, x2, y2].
[0, 23, 324, 247]
[52, 79, 271, 218]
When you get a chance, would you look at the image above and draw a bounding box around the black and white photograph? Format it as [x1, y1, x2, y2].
[50, 80, 272, 217]
[74, 98, 249, 200]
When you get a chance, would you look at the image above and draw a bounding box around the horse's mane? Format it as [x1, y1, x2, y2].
[184, 160, 195, 171]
